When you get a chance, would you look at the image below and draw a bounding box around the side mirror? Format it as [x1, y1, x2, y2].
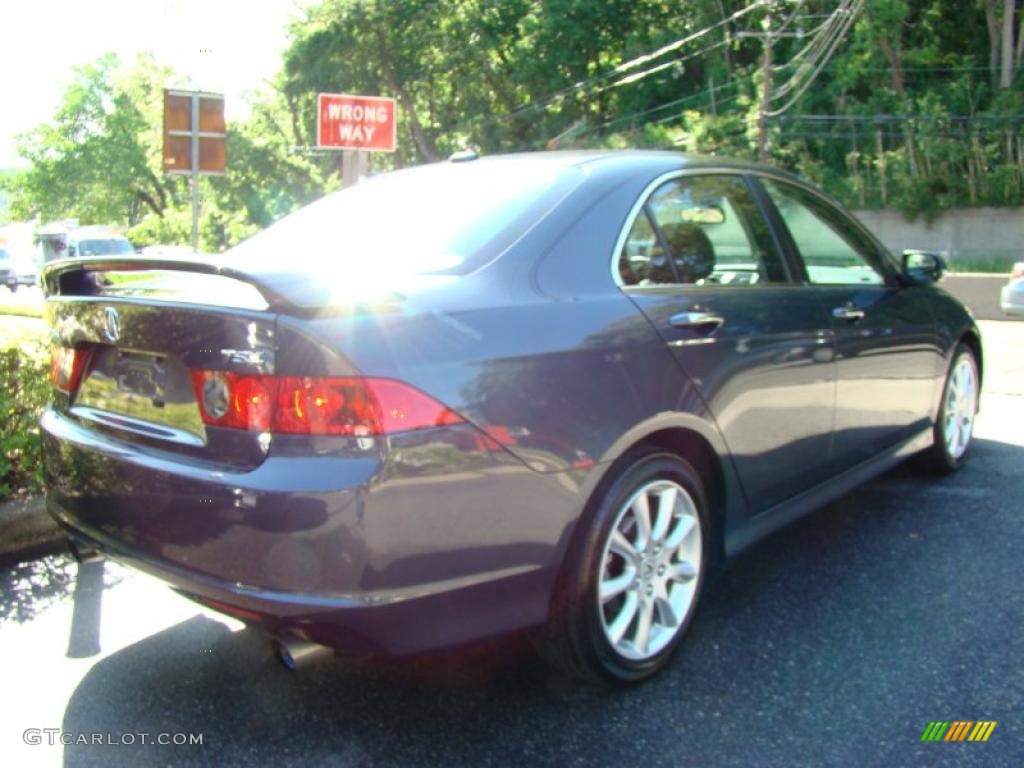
[902, 250, 946, 284]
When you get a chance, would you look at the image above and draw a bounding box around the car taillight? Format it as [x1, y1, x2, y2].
[189, 371, 276, 431]
[50, 347, 89, 395]
[189, 371, 463, 436]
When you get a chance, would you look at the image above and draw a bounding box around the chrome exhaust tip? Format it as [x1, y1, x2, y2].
[275, 636, 333, 670]
[68, 537, 104, 565]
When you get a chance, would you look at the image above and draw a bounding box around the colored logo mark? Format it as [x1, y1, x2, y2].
[921, 721, 997, 742]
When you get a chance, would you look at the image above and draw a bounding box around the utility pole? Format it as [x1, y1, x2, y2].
[162, 89, 226, 253]
[756, 5, 774, 162]
[341, 150, 368, 187]
[190, 92, 200, 252]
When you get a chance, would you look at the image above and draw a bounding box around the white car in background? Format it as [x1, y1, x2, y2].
[0, 247, 17, 291]
[1001, 262, 1024, 317]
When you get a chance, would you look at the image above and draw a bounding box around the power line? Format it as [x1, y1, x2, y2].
[583, 77, 752, 136]
[456, 7, 764, 146]
[598, 40, 727, 93]
[770, 1, 852, 74]
[765, 0, 863, 116]
[653, 93, 744, 126]
[768, 0, 861, 102]
[769, 113, 1024, 122]
[507, 1, 767, 120]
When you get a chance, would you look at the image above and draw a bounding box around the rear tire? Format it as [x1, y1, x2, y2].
[538, 450, 708, 684]
[920, 343, 979, 474]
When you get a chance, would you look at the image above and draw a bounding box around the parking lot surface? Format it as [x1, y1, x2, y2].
[1, 320, 1021, 767]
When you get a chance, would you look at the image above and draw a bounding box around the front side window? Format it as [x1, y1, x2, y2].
[618, 175, 788, 287]
[761, 179, 886, 286]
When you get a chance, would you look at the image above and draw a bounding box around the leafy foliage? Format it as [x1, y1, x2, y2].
[0, 342, 50, 499]
[6, 0, 1024, 239]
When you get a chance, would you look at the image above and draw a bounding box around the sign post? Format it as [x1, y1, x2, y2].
[163, 90, 226, 252]
[317, 93, 396, 186]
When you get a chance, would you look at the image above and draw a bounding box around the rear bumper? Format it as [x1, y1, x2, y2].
[49, 503, 552, 655]
[42, 407, 586, 655]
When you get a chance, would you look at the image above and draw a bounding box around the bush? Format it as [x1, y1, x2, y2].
[0, 341, 50, 499]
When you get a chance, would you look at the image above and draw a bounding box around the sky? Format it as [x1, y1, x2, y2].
[0, 0, 312, 168]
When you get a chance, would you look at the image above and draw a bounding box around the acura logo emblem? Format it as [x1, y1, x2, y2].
[103, 307, 121, 342]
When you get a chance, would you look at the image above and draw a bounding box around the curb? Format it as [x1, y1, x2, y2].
[0, 495, 67, 567]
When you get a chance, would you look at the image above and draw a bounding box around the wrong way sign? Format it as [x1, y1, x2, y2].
[317, 93, 397, 152]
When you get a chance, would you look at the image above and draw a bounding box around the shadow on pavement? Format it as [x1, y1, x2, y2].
[54, 437, 1022, 767]
[0, 555, 77, 625]
[67, 560, 104, 658]
[0, 554, 121, 633]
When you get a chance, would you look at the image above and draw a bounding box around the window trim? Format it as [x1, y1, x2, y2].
[643, 203, 681, 284]
[610, 169, 795, 289]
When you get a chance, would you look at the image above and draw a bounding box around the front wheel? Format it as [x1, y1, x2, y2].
[539, 452, 707, 684]
[921, 344, 979, 473]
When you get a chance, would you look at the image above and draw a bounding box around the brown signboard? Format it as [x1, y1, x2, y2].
[163, 90, 226, 175]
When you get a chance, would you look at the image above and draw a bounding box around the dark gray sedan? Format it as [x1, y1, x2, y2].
[41, 151, 981, 683]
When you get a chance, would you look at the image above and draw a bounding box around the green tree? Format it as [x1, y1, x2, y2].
[11, 53, 176, 225]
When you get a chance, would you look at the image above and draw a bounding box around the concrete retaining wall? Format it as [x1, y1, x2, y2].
[851, 207, 1023, 264]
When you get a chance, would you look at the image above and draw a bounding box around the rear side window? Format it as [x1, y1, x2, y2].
[618, 175, 788, 286]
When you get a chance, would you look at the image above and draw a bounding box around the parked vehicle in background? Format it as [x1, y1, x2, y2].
[14, 256, 39, 288]
[37, 221, 135, 264]
[1000, 262, 1024, 317]
[0, 247, 18, 291]
[40, 151, 982, 684]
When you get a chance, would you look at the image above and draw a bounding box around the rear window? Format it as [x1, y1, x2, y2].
[226, 159, 583, 278]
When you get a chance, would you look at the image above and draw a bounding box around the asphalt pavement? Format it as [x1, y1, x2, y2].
[942, 274, 1020, 322]
[0, 321, 1021, 768]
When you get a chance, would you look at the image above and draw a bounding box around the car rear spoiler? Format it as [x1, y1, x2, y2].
[41, 255, 294, 312]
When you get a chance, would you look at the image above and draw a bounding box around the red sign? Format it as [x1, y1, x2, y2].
[317, 93, 396, 152]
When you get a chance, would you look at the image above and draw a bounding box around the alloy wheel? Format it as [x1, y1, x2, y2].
[944, 354, 978, 460]
[597, 479, 702, 662]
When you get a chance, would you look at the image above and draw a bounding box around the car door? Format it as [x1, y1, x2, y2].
[755, 176, 940, 469]
[617, 172, 836, 514]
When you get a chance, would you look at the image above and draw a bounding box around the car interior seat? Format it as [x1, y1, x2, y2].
[663, 224, 716, 284]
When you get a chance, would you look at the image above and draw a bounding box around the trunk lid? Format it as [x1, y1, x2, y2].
[44, 258, 279, 469]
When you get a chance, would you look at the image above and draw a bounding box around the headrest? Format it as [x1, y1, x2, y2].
[663, 224, 715, 283]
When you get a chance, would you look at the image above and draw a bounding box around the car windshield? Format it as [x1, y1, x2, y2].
[77, 238, 135, 256]
[226, 159, 582, 279]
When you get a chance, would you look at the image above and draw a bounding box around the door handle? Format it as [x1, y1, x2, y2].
[832, 305, 865, 321]
[669, 311, 725, 330]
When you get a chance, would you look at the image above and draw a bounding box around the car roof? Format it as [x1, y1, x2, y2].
[468, 148, 802, 174]
[460, 149, 808, 186]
